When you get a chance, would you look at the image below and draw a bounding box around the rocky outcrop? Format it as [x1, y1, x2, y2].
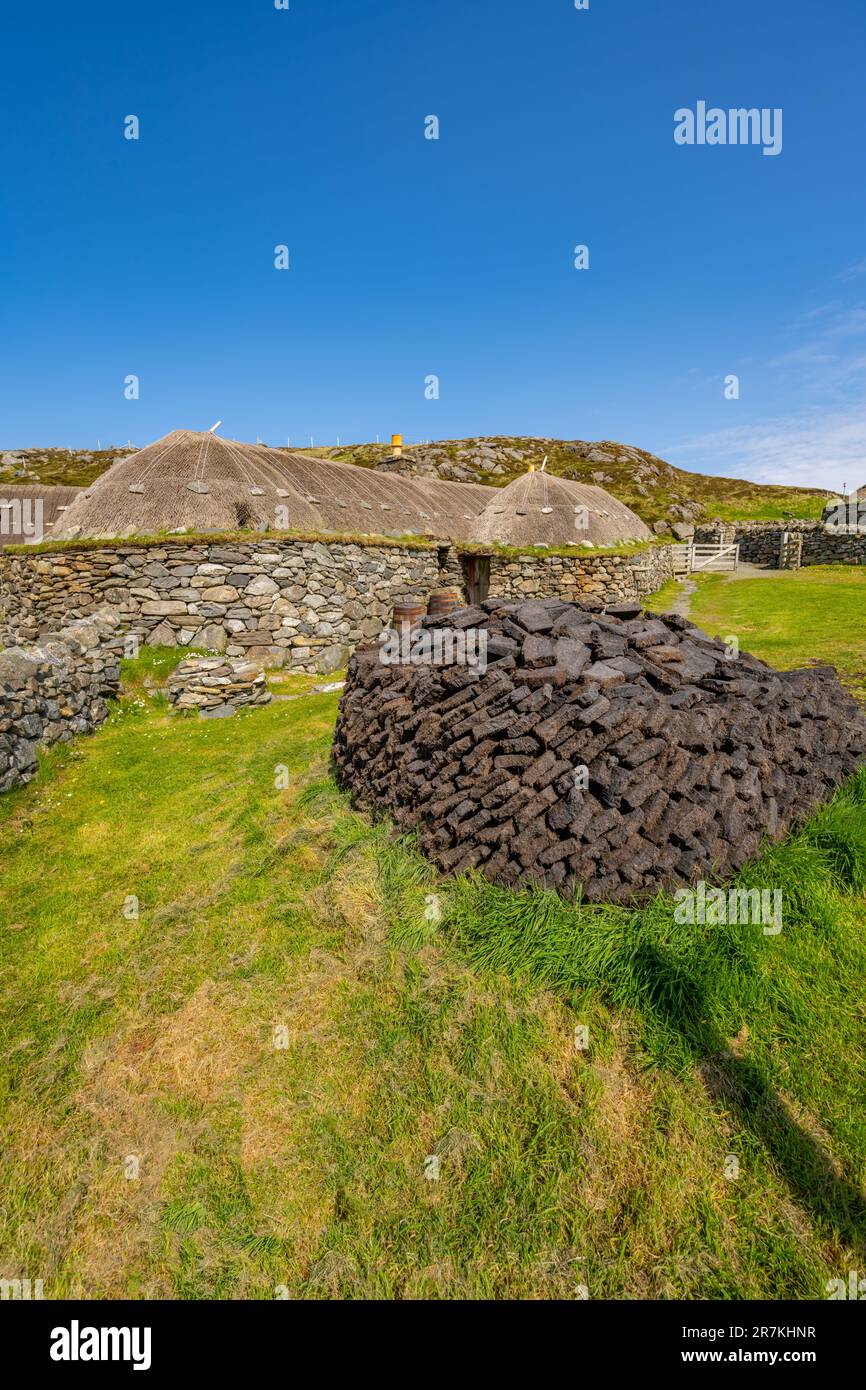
[333, 597, 866, 904]
[0, 447, 135, 486]
[0, 608, 121, 793]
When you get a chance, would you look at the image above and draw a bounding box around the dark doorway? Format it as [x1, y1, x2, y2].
[461, 554, 490, 606]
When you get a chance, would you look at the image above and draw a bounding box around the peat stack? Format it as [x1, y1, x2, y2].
[332, 597, 866, 903]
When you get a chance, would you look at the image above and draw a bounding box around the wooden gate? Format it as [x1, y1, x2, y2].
[779, 532, 803, 570]
[671, 542, 740, 574]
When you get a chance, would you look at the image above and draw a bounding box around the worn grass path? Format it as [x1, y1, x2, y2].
[1, 642, 866, 1300]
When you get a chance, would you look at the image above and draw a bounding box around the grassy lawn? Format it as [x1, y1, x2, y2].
[2, 594, 866, 1300]
[648, 567, 866, 702]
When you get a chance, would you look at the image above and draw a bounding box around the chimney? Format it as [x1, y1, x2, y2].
[391, 433, 403, 459]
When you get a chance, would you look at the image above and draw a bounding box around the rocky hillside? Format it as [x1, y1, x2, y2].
[0, 447, 136, 489]
[2, 436, 832, 527]
[310, 437, 831, 528]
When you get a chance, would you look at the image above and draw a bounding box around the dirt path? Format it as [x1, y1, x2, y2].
[722, 562, 786, 581]
[668, 577, 697, 618]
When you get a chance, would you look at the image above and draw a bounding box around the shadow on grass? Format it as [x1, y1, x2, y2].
[353, 771, 866, 1266]
[634, 941, 866, 1260]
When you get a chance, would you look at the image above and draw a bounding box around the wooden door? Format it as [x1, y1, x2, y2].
[461, 555, 490, 605]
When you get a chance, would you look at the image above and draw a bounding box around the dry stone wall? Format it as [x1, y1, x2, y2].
[486, 544, 675, 605]
[167, 657, 271, 716]
[0, 539, 675, 673]
[333, 596, 866, 904]
[695, 521, 866, 567]
[0, 539, 441, 674]
[0, 608, 121, 793]
[799, 528, 866, 564]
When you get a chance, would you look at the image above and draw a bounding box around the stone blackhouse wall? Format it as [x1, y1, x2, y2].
[0, 609, 121, 793]
[486, 544, 675, 604]
[695, 520, 866, 567]
[0, 538, 676, 673]
[0, 540, 442, 674]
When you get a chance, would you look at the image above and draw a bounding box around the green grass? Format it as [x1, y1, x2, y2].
[2, 595, 866, 1300]
[4, 529, 438, 556]
[644, 577, 687, 613]
[457, 537, 666, 560]
[702, 497, 828, 523]
[9, 533, 657, 563]
[648, 567, 866, 701]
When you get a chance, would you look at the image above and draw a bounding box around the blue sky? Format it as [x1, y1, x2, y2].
[3, 0, 866, 490]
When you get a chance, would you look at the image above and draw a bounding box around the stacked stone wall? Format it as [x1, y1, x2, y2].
[0, 540, 441, 674]
[0, 539, 676, 671]
[0, 609, 121, 793]
[694, 520, 866, 567]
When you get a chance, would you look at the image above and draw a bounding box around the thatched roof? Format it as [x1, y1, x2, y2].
[0, 485, 80, 547]
[471, 470, 651, 547]
[252, 446, 492, 540]
[54, 431, 325, 539]
[413, 478, 498, 538]
[48, 431, 651, 550]
[52, 430, 497, 542]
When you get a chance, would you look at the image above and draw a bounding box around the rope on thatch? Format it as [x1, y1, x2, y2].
[471, 470, 651, 547]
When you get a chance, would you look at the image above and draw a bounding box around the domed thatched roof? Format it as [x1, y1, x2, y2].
[54, 430, 497, 542]
[50, 431, 652, 548]
[471, 469, 651, 547]
[54, 431, 327, 539]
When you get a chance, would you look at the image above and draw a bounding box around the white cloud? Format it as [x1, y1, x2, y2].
[766, 343, 834, 368]
[666, 271, 866, 494]
[769, 305, 866, 370]
[667, 404, 866, 493]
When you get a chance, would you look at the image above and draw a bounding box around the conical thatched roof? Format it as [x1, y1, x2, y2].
[0, 485, 80, 546]
[54, 431, 325, 539]
[471, 470, 651, 547]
